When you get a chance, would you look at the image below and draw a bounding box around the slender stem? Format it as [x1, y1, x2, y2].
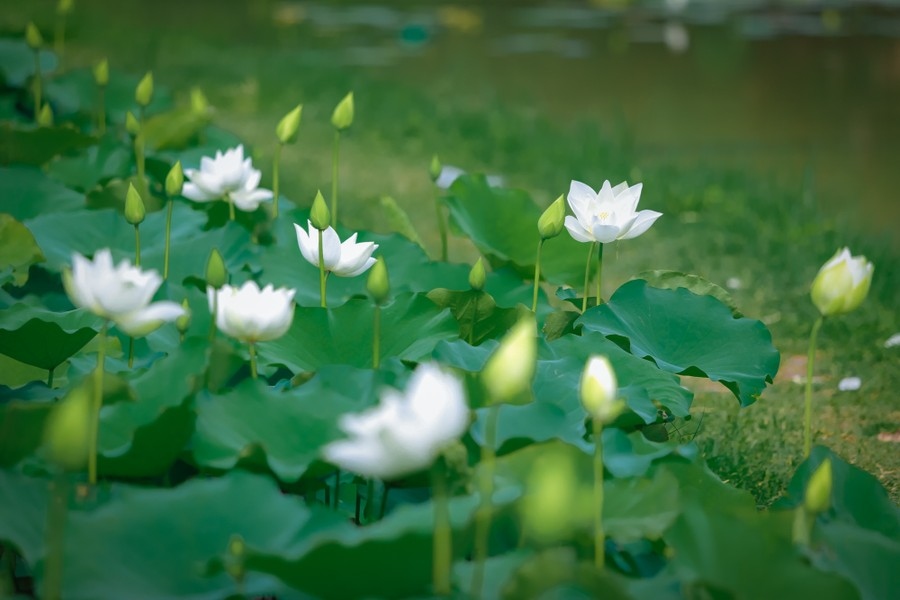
[134, 134, 146, 201]
[88, 322, 108, 485]
[531, 239, 544, 312]
[432, 458, 452, 596]
[471, 405, 499, 598]
[43, 477, 68, 600]
[47, 366, 54, 388]
[581, 242, 596, 313]
[134, 225, 141, 267]
[163, 198, 174, 279]
[379, 483, 390, 520]
[331, 131, 340, 227]
[468, 293, 478, 346]
[792, 507, 810, 546]
[32, 50, 42, 121]
[248, 343, 258, 379]
[804, 316, 825, 458]
[595, 242, 604, 305]
[227, 194, 236, 221]
[333, 469, 341, 510]
[372, 304, 381, 369]
[273, 142, 283, 218]
[318, 230, 327, 308]
[435, 188, 448, 262]
[593, 418, 605, 570]
[97, 86, 106, 136]
[127, 336, 134, 369]
[364, 478, 376, 523]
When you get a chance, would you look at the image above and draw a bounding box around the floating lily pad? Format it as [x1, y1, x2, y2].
[0, 304, 100, 370]
[0, 166, 84, 221]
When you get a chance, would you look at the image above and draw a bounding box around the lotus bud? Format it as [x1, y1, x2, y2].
[42, 384, 91, 471]
[175, 299, 191, 335]
[310, 190, 331, 231]
[482, 313, 537, 404]
[135, 71, 154, 108]
[93, 58, 109, 87]
[331, 92, 354, 131]
[804, 458, 833, 515]
[190, 87, 209, 116]
[810, 248, 873, 317]
[165, 161, 184, 198]
[429, 154, 442, 183]
[25, 22, 43, 49]
[276, 104, 302, 144]
[124, 183, 146, 225]
[538, 194, 566, 240]
[579, 355, 624, 424]
[367, 257, 390, 305]
[58, 0, 74, 15]
[36, 104, 53, 127]
[125, 111, 140, 136]
[224, 534, 246, 582]
[205, 248, 227, 289]
[522, 451, 580, 543]
[469, 257, 486, 291]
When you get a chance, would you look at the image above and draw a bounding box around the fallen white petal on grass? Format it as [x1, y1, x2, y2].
[837, 376, 862, 392]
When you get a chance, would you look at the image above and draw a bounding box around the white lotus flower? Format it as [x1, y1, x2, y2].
[182, 145, 273, 211]
[63, 249, 185, 337]
[810, 247, 873, 316]
[322, 363, 470, 480]
[564, 180, 662, 244]
[579, 355, 624, 424]
[208, 281, 295, 343]
[294, 220, 378, 277]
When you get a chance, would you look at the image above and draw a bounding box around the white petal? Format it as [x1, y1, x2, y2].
[334, 237, 377, 277]
[617, 210, 662, 240]
[231, 188, 273, 211]
[295, 222, 320, 268]
[115, 301, 186, 337]
[181, 183, 216, 202]
[590, 222, 622, 244]
[320, 227, 342, 271]
[564, 216, 595, 243]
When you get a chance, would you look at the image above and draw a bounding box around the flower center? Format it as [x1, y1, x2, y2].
[597, 211, 610, 222]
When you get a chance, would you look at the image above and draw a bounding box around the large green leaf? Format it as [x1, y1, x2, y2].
[0, 166, 84, 221]
[259, 293, 458, 372]
[0, 213, 44, 286]
[0, 304, 100, 370]
[0, 39, 56, 88]
[0, 470, 48, 564]
[578, 279, 780, 406]
[46, 136, 133, 192]
[0, 123, 95, 166]
[427, 288, 529, 345]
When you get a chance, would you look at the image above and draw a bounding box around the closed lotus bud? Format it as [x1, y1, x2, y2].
[276, 104, 302, 144]
[367, 257, 390, 305]
[429, 155, 442, 183]
[224, 534, 246, 582]
[331, 92, 354, 131]
[580, 355, 625, 424]
[190, 87, 209, 116]
[522, 451, 581, 543]
[124, 183, 146, 225]
[165, 161, 184, 198]
[25, 22, 43, 49]
[125, 111, 140, 136]
[93, 58, 109, 87]
[482, 313, 537, 404]
[804, 458, 833, 515]
[310, 190, 331, 231]
[205, 248, 227, 289]
[176, 298, 191, 334]
[58, 0, 74, 15]
[36, 104, 53, 127]
[538, 194, 566, 240]
[810, 248, 873, 317]
[469, 257, 486, 291]
[42, 384, 91, 471]
[135, 71, 154, 107]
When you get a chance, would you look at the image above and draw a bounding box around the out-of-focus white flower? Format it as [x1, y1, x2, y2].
[208, 281, 295, 343]
[63, 249, 185, 337]
[435, 165, 504, 190]
[810, 247, 873, 316]
[884, 333, 900, 349]
[564, 179, 662, 244]
[663, 22, 689, 53]
[321, 363, 470, 480]
[837, 376, 861, 392]
[182, 145, 273, 211]
[579, 355, 625, 424]
[294, 220, 378, 277]
[726, 277, 742, 290]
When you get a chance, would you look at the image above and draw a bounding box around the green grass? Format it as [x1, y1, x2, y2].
[8, 0, 899, 505]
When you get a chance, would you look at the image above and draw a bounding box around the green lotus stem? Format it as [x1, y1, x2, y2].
[595, 242, 604, 306]
[88, 321, 108, 485]
[804, 316, 825, 457]
[134, 134, 147, 201]
[32, 50, 42, 121]
[471, 405, 499, 598]
[273, 142, 283, 218]
[248, 343, 258, 379]
[435, 189, 448, 262]
[582, 242, 596, 313]
[331, 130, 340, 227]
[163, 199, 174, 279]
[127, 336, 134, 369]
[333, 469, 341, 510]
[43, 477, 68, 600]
[432, 458, 452, 596]
[372, 304, 381, 368]
[47, 366, 54, 388]
[227, 194, 236, 222]
[318, 231, 327, 308]
[134, 225, 141, 267]
[792, 507, 810, 546]
[532, 239, 544, 312]
[593, 418, 606, 570]
[97, 86, 106, 136]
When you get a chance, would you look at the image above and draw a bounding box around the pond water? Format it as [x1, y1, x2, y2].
[7, 0, 900, 244]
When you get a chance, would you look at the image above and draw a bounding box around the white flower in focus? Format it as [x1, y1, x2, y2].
[294, 220, 378, 277]
[322, 363, 470, 480]
[63, 249, 185, 336]
[208, 281, 295, 343]
[564, 179, 662, 244]
[182, 145, 273, 211]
